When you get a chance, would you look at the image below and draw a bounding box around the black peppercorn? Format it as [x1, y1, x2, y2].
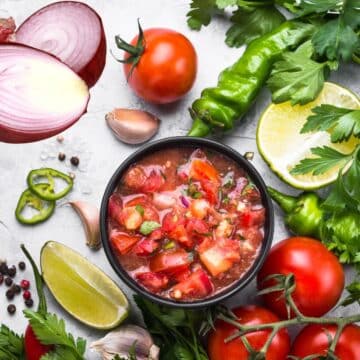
[5, 277, 13, 287]
[18, 261, 26, 271]
[7, 304, 16, 314]
[0, 274, 3, 285]
[0, 262, 8, 275]
[8, 265, 16, 278]
[6, 289, 15, 300]
[12, 284, 21, 294]
[58, 152, 66, 161]
[25, 298, 34, 308]
[70, 156, 80, 166]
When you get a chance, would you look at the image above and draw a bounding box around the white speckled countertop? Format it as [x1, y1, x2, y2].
[0, 0, 359, 358]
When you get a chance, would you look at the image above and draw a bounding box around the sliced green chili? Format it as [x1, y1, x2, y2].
[15, 184, 55, 225]
[27, 168, 73, 201]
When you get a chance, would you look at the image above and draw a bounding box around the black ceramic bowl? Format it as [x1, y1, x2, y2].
[100, 137, 274, 308]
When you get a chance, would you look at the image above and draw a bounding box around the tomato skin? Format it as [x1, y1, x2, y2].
[208, 306, 290, 360]
[291, 324, 360, 360]
[24, 325, 53, 360]
[150, 249, 192, 274]
[257, 237, 344, 318]
[124, 28, 197, 104]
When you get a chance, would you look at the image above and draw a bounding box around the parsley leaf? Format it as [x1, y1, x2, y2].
[0, 325, 25, 360]
[187, 0, 219, 30]
[295, 0, 341, 15]
[139, 221, 161, 235]
[341, 280, 360, 307]
[267, 41, 333, 105]
[225, 6, 285, 47]
[301, 105, 360, 143]
[24, 310, 86, 360]
[290, 146, 353, 176]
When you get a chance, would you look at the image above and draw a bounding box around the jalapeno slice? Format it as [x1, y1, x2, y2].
[15, 184, 56, 225]
[27, 168, 73, 201]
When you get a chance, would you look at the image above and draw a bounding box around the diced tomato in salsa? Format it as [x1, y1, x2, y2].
[136, 272, 169, 292]
[150, 249, 193, 274]
[198, 239, 241, 277]
[133, 238, 160, 256]
[108, 147, 266, 301]
[110, 230, 141, 255]
[170, 268, 214, 300]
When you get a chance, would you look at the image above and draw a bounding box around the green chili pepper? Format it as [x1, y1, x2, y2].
[188, 21, 315, 137]
[27, 168, 73, 201]
[268, 187, 323, 238]
[268, 187, 360, 264]
[15, 184, 56, 225]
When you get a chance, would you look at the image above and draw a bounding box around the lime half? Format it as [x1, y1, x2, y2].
[41, 241, 129, 329]
[257, 82, 360, 190]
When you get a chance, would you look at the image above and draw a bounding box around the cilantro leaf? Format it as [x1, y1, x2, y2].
[0, 325, 25, 360]
[225, 6, 285, 47]
[301, 105, 360, 143]
[295, 0, 341, 15]
[135, 205, 144, 216]
[139, 221, 161, 235]
[290, 146, 353, 176]
[187, 0, 219, 30]
[215, 0, 237, 8]
[267, 42, 331, 105]
[24, 310, 86, 359]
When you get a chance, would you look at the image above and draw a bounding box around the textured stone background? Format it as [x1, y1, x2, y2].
[0, 0, 359, 358]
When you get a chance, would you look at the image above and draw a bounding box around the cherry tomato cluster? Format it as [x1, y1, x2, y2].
[208, 237, 360, 360]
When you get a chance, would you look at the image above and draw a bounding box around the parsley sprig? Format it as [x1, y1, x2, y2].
[0, 325, 25, 360]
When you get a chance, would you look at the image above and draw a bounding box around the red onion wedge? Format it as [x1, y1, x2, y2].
[16, 1, 106, 88]
[0, 44, 89, 143]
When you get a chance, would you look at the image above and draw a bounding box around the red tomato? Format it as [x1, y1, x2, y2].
[150, 249, 192, 274]
[110, 230, 141, 255]
[257, 237, 344, 318]
[108, 194, 122, 220]
[291, 324, 360, 360]
[124, 28, 197, 104]
[24, 325, 53, 360]
[190, 159, 220, 184]
[170, 268, 213, 300]
[208, 306, 290, 360]
[132, 238, 160, 256]
[239, 208, 266, 228]
[123, 167, 164, 193]
[135, 272, 169, 292]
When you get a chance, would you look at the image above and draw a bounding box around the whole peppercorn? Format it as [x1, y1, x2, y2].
[7, 304, 16, 314]
[20, 279, 30, 290]
[23, 290, 31, 300]
[70, 156, 80, 166]
[5, 277, 13, 287]
[25, 298, 34, 308]
[6, 289, 15, 300]
[0, 274, 4, 285]
[18, 261, 26, 271]
[12, 284, 21, 294]
[8, 265, 16, 278]
[58, 152, 66, 161]
[0, 262, 8, 275]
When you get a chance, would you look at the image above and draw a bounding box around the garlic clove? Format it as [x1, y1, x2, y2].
[90, 324, 160, 360]
[69, 201, 101, 250]
[106, 108, 160, 145]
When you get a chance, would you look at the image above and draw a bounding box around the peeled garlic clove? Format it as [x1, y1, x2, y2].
[90, 324, 160, 360]
[106, 108, 160, 145]
[69, 201, 101, 250]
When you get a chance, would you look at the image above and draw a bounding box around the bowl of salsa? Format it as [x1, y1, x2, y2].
[100, 137, 274, 307]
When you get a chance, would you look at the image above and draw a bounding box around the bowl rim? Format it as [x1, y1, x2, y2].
[100, 136, 274, 308]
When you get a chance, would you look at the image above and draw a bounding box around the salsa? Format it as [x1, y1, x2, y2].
[107, 147, 266, 301]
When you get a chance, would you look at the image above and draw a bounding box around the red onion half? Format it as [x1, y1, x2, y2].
[0, 44, 89, 143]
[16, 1, 106, 88]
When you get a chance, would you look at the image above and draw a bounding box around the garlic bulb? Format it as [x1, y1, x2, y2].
[106, 108, 160, 145]
[90, 325, 160, 360]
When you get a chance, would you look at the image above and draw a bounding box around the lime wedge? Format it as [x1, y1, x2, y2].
[41, 241, 129, 329]
[257, 82, 360, 190]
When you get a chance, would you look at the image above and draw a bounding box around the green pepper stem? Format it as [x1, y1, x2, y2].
[187, 110, 211, 137]
[20, 244, 47, 315]
[267, 187, 298, 214]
